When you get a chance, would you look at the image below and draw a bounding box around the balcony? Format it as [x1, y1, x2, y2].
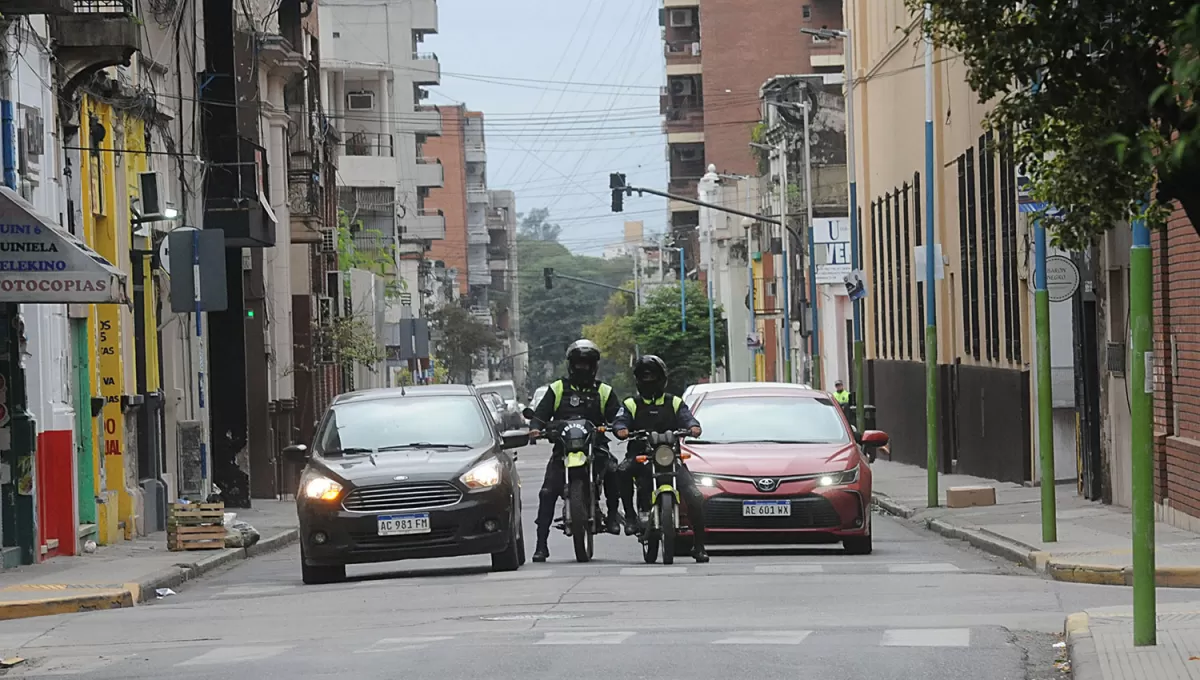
[663, 105, 704, 135]
[415, 157, 444, 188]
[489, 257, 507, 272]
[669, 176, 701, 198]
[411, 107, 443, 136]
[664, 39, 701, 67]
[467, 183, 488, 205]
[411, 52, 441, 86]
[468, 224, 489, 245]
[4, 0, 74, 13]
[411, 0, 438, 34]
[468, 267, 492, 288]
[404, 209, 446, 241]
[288, 171, 325, 244]
[204, 136, 276, 248]
[50, 0, 142, 95]
[487, 210, 507, 232]
[465, 143, 486, 163]
[337, 131, 396, 187]
[341, 131, 393, 158]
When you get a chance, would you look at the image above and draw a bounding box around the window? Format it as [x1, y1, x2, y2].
[884, 190, 895, 358]
[957, 155, 971, 358]
[690, 395, 850, 445]
[902, 182, 913, 360]
[803, 5, 812, 19]
[1000, 128, 1020, 364]
[965, 148, 981, 360]
[893, 188, 903, 359]
[871, 200, 881, 353]
[981, 132, 1000, 361]
[315, 396, 493, 454]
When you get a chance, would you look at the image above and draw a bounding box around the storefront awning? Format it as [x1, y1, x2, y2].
[0, 187, 126, 304]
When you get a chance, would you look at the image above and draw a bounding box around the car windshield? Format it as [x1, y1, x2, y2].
[315, 396, 492, 455]
[691, 395, 850, 444]
[482, 383, 517, 402]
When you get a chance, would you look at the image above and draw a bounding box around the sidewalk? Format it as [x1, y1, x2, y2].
[0, 500, 298, 621]
[1066, 603, 1200, 680]
[871, 460, 1200, 587]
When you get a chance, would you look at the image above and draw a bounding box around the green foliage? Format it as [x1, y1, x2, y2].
[319, 315, 385, 369]
[516, 214, 634, 393]
[429, 304, 502, 384]
[336, 208, 405, 299]
[585, 281, 728, 395]
[750, 122, 770, 175]
[517, 207, 563, 242]
[582, 283, 638, 395]
[914, 1, 1195, 249]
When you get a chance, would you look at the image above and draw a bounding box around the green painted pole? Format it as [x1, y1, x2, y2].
[923, 5, 939, 508]
[1034, 218, 1057, 542]
[1130, 214, 1156, 647]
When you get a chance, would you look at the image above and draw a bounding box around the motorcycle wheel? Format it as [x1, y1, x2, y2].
[642, 506, 661, 564]
[568, 474, 591, 563]
[659, 493, 677, 566]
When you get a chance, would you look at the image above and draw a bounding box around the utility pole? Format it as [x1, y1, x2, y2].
[699, 166, 719, 382]
[803, 101, 820, 390]
[745, 189, 758, 382]
[778, 140, 793, 383]
[923, 3, 939, 508]
[844, 30, 865, 431]
[1130, 211, 1155, 647]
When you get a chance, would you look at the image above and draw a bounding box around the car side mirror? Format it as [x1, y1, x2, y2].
[861, 430, 889, 448]
[282, 444, 310, 464]
[501, 429, 530, 450]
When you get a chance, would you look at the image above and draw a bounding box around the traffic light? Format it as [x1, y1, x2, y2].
[609, 173, 626, 212]
[544, 267, 554, 290]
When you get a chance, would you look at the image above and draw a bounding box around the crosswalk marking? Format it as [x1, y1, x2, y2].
[881, 628, 971, 647]
[537, 631, 635, 645]
[887, 563, 961, 574]
[355, 637, 456, 654]
[21, 655, 130, 676]
[754, 564, 824, 574]
[175, 645, 293, 667]
[619, 566, 688, 576]
[713, 631, 813, 645]
[485, 570, 555, 580]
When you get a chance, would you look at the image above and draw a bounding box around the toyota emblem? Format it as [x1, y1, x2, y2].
[755, 478, 778, 491]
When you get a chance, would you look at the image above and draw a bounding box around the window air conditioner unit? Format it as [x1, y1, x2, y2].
[347, 91, 375, 111]
[678, 146, 701, 162]
[669, 79, 693, 96]
[669, 9, 693, 27]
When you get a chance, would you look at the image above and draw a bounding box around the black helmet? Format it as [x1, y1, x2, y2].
[566, 339, 601, 386]
[633, 355, 668, 400]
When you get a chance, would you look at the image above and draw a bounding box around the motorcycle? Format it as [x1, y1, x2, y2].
[627, 429, 693, 565]
[523, 408, 611, 562]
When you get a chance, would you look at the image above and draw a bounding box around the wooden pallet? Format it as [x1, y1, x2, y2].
[167, 502, 226, 551]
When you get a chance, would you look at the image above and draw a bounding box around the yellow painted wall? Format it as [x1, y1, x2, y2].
[78, 98, 152, 543]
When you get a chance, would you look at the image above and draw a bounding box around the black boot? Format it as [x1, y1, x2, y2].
[533, 534, 550, 562]
[605, 507, 622, 535]
[692, 544, 710, 563]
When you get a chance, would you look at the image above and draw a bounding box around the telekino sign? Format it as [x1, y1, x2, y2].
[0, 186, 126, 303]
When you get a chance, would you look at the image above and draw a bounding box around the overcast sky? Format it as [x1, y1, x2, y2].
[427, 0, 668, 255]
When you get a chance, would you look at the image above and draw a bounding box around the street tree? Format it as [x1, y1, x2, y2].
[518, 207, 563, 242]
[582, 283, 638, 394]
[429, 304, 502, 384]
[915, 1, 1197, 248]
[625, 281, 726, 394]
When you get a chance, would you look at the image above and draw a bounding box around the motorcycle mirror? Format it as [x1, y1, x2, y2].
[522, 407, 536, 420]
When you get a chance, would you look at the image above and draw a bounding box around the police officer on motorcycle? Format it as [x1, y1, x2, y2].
[527, 339, 623, 562]
[613, 355, 710, 563]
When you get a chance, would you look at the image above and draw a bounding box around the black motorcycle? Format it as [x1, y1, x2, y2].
[626, 429, 692, 565]
[524, 409, 611, 562]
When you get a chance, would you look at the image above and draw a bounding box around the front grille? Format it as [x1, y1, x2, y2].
[349, 527, 458, 552]
[704, 495, 842, 530]
[342, 481, 463, 513]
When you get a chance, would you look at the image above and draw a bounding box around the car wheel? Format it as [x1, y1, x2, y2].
[843, 532, 872, 555]
[301, 547, 346, 585]
[491, 526, 522, 572]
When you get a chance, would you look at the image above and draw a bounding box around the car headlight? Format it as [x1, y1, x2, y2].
[698, 476, 715, 487]
[817, 466, 860, 487]
[653, 445, 675, 467]
[302, 474, 343, 501]
[461, 458, 503, 490]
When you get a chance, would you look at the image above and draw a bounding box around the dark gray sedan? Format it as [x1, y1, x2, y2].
[284, 384, 530, 584]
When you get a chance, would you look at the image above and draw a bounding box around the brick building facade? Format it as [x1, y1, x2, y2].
[425, 106, 471, 296]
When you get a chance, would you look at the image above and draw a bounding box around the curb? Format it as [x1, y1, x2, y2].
[1, 528, 299, 620]
[1064, 612, 1102, 680]
[873, 494, 1200, 587]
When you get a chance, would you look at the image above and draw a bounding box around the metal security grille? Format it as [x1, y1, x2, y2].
[342, 482, 463, 513]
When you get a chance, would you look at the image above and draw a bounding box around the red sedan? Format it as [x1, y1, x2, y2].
[679, 385, 889, 554]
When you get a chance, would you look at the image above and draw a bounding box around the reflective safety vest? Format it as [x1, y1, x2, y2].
[833, 390, 851, 405]
[550, 380, 613, 413]
[622, 394, 683, 418]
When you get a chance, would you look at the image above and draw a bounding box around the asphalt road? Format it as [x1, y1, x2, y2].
[3, 441, 1196, 679]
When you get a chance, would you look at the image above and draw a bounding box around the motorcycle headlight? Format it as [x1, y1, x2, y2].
[817, 466, 860, 487]
[653, 445, 675, 467]
[301, 474, 343, 501]
[460, 458, 503, 490]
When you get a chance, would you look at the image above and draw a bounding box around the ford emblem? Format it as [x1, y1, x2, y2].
[393, 475, 409, 481]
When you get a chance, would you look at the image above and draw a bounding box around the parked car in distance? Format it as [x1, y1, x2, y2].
[681, 381, 813, 407]
[284, 384, 531, 585]
[681, 384, 888, 555]
[477, 379, 525, 429]
[481, 392, 506, 429]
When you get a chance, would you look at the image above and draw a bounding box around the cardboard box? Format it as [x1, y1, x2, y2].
[945, 486, 997, 509]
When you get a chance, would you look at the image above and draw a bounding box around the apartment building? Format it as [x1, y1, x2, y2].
[660, 0, 843, 274]
[318, 0, 445, 320]
[487, 190, 525, 387]
[424, 106, 474, 301]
